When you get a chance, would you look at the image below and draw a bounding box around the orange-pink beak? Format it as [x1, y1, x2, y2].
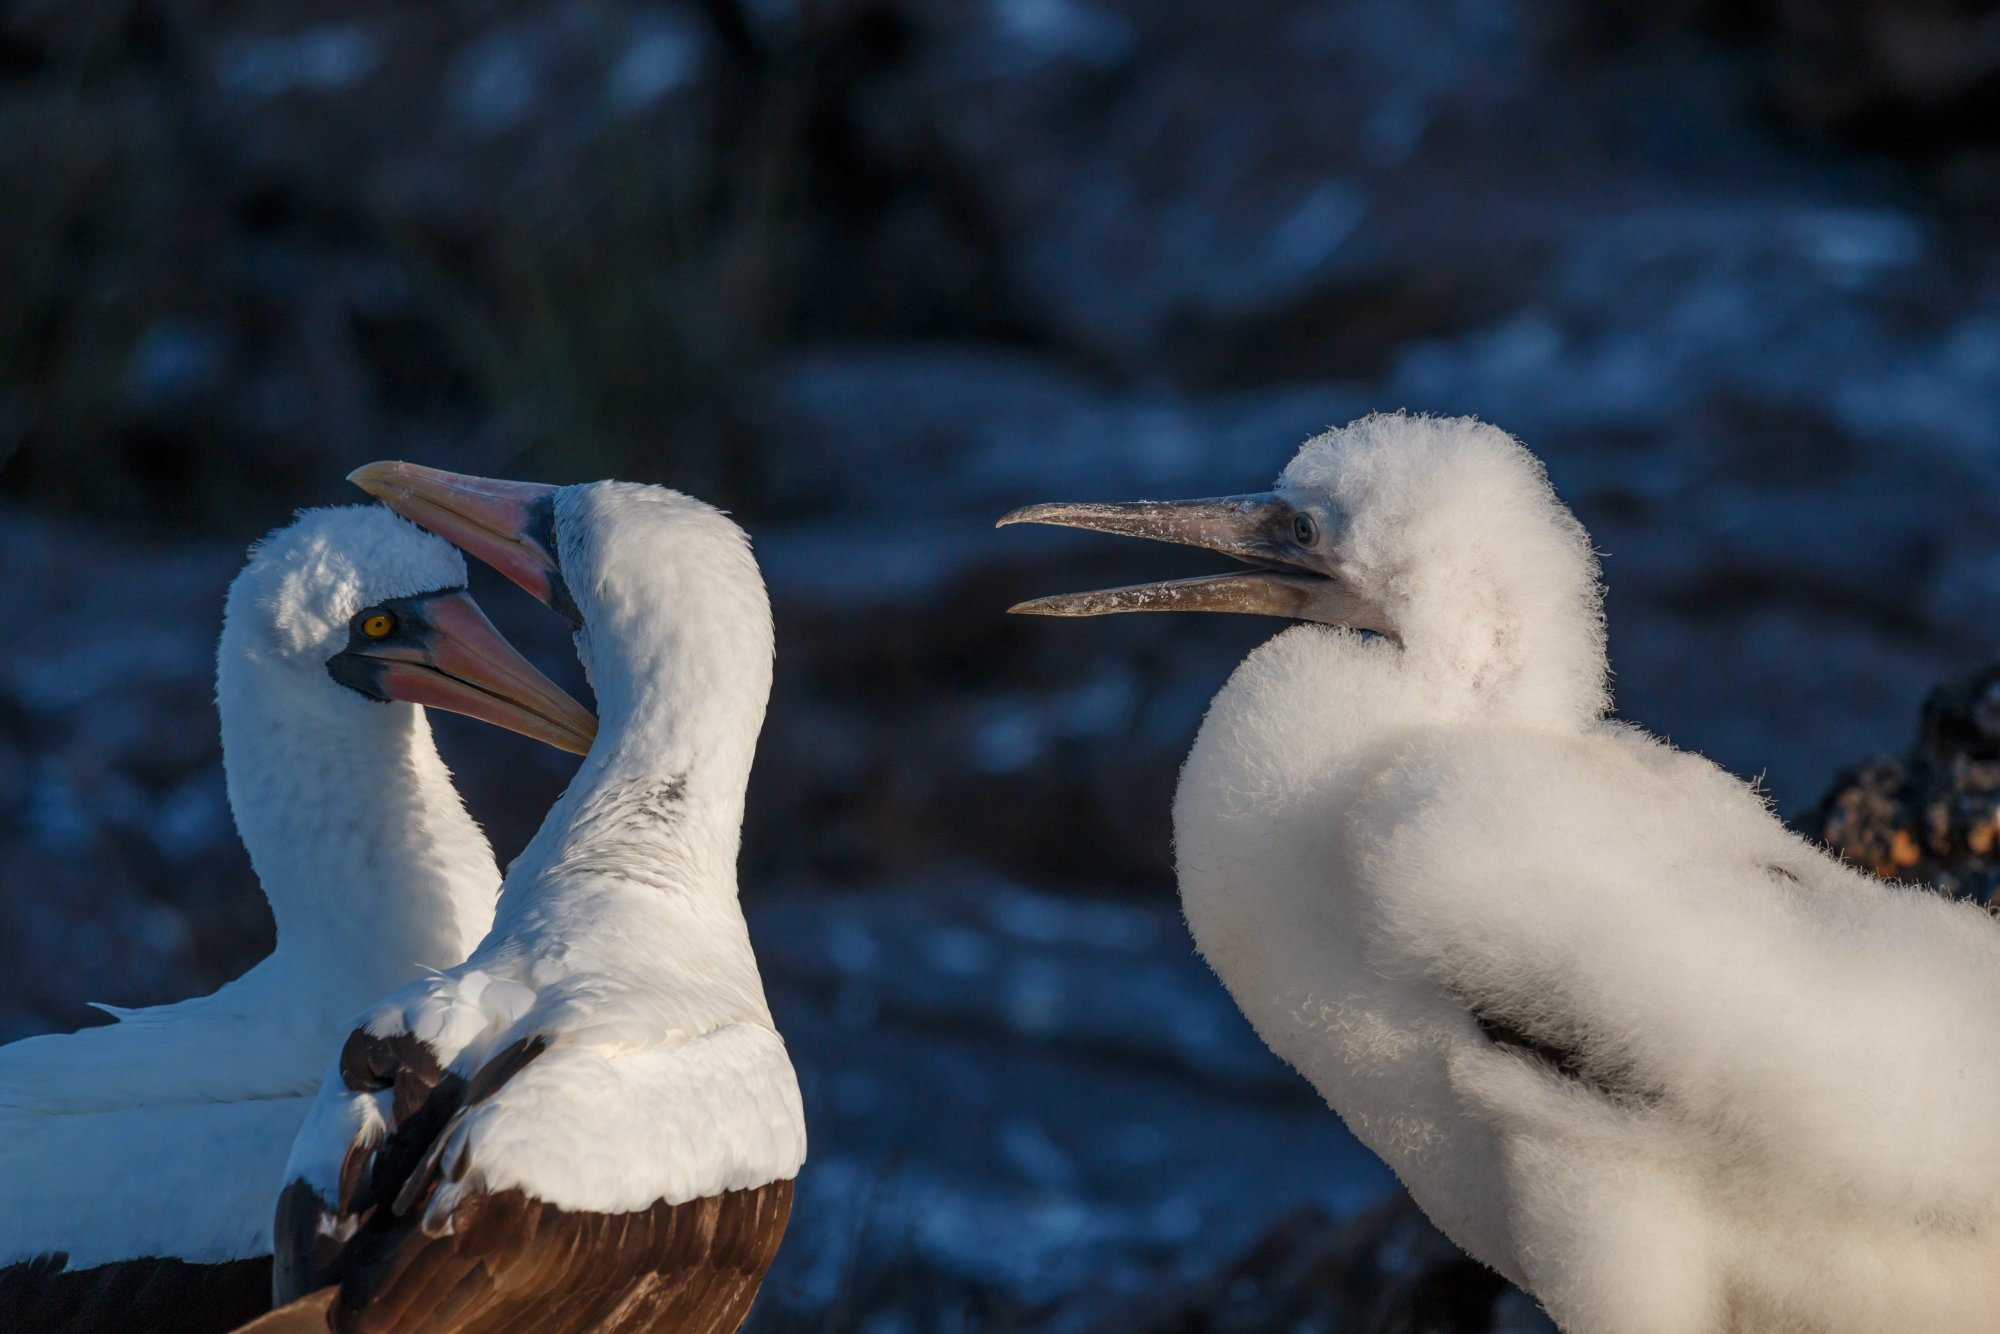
[327, 589, 597, 756]
[347, 461, 573, 619]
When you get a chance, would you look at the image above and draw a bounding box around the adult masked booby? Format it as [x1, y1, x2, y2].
[263, 468, 804, 1333]
[1003, 413, 2000, 1333]
[0, 506, 596, 1334]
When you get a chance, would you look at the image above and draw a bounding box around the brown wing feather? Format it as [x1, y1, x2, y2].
[274, 1024, 790, 1333]
[302, 1182, 793, 1334]
[0, 1251, 274, 1334]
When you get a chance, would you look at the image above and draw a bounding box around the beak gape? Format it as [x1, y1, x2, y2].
[997, 493, 1390, 632]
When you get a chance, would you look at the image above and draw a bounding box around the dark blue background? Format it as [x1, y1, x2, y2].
[2, 1, 1996, 1327]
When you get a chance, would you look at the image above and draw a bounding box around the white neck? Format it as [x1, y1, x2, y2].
[499, 486, 774, 922]
[494, 578, 774, 954]
[0, 655, 502, 1119]
[473, 484, 779, 1047]
[505, 657, 762, 907]
[219, 655, 498, 992]
[478, 634, 778, 1044]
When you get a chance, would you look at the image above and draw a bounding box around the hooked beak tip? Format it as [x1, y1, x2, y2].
[346, 461, 411, 500]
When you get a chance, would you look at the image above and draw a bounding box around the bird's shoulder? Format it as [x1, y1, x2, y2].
[1347, 719, 1802, 888]
[273, 1002, 552, 1306]
[277, 965, 538, 1224]
[279, 905, 799, 1295]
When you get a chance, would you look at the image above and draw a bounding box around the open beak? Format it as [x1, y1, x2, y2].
[348, 462, 577, 623]
[328, 590, 598, 756]
[997, 492, 1389, 630]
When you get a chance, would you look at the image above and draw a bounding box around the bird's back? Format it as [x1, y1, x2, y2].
[0, 959, 352, 1278]
[0, 1078, 309, 1334]
[1341, 723, 2000, 1332]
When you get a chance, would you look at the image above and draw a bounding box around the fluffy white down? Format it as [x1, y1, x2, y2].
[0, 507, 500, 1268]
[1172, 415, 2000, 1333]
[287, 482, 805, 1218]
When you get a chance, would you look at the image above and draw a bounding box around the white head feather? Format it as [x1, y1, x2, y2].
[217, 505, 498, 974]
[1276, 412, 1608, 724]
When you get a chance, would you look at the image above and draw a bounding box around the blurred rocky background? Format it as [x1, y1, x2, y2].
[3, 0, 1999, 1328]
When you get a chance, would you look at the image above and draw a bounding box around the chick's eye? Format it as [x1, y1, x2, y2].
[360, 612, 396, 639]
[1292, 513, 1318, 547]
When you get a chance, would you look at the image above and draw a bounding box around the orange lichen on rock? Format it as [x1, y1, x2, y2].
[1800, 665, 2000, 907]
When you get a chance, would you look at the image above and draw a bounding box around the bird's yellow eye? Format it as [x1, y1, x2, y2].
[361, 613, 395, 639]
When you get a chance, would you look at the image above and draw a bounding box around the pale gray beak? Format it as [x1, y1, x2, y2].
[997, 492, 1391, 631]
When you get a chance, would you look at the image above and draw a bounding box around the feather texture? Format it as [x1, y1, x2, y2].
[277, 482, 803, 1332]
[0, 508, 500, 1323]
[1171, 416, 2000, 1332]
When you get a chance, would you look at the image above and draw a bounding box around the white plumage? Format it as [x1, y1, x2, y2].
[0, 507, 500, 1271]
[1010, 413, 2000, 1334]
[282, 479, 802, 1250]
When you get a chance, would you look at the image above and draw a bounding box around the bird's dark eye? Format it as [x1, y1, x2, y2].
[1292, 513, 1318, 547]
[359, 610, 396, 639]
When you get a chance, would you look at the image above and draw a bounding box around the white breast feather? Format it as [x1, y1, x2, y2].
[287, 957, 805, 1217]
[425, 1024, 805, 1221]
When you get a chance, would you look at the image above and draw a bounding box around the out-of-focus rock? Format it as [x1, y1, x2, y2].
[1801, 662, 2000, 905]
[830, 0, 1558, 375]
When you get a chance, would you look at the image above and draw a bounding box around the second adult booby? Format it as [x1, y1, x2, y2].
[1005, 413, 2000, 1333]
[267, 468, 804, 1333]
[0, 506, 595, 1334]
